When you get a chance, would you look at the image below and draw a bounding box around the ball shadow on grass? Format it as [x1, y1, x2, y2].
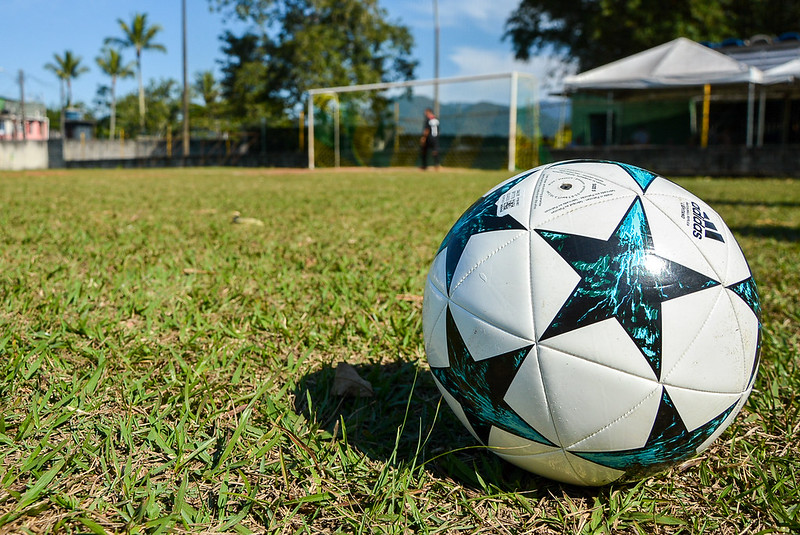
[293, 360, 607, 497]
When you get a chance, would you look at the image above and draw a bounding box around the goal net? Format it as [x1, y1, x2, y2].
[307, 72, 541, 171]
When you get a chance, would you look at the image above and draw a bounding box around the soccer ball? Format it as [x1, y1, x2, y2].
[422, 160, 761, 486]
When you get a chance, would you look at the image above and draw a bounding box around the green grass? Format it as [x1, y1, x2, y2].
[0, 167, 797, 534]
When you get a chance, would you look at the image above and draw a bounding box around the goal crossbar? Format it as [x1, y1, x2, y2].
[306, 71, 537, 170]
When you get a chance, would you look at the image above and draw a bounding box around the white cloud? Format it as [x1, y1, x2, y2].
[438, 0, 519, 30]
[392, 0, 519, 31]
[447, 46, 575, 99]
[450, 47, 538, 76]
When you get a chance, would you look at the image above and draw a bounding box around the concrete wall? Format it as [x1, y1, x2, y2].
[64, 151, 307, 169]
[62, 139, 159, 160]
[57, 137, 306, 168]
[0, 140, 49, 170]
[60, 139, 240, 162]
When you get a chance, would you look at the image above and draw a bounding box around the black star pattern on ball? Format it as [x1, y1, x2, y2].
[574, 387, 738, 476]
[430, 307, 555, 447]
[727, 275, 762, 386]
[615, 162, 659, 192]
[438, 171, 532, 292]
[537, 198, 720, 380]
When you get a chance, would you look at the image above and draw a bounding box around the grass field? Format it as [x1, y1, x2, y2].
[0, 166, 797, 534]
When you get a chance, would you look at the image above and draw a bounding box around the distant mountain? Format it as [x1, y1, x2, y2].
[396, 95, 569, 138]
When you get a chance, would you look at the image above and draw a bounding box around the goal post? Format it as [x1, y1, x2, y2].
[307, 71, 539, 171]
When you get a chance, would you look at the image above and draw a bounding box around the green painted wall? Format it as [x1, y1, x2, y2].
[571, 94, 692, 146]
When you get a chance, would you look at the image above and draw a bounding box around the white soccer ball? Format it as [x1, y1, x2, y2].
[422, 160, 761, 486]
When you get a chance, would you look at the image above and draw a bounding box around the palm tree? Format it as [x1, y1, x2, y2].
[44, 50, 89, 108]
[194, 70, 222, 135]
[44, 50, 89, 138]
[194, 70, 220, 108]
[105, 13, 166, 133]
[96, 47, 135, 140]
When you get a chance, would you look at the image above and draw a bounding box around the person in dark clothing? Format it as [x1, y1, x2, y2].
[420, 108, 440, 170]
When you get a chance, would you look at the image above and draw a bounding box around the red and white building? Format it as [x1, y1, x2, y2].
[0, 97, 49, 140]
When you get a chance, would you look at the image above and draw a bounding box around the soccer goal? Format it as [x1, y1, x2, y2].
[306, 71, 540, 171]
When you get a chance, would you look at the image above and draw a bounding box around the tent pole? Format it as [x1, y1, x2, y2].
[701, 85, 711, 148]
[746, 82, 755, 148]
[757, 87, 766, 147]
[308, 96, 315, 169]
[334, 94, 340, 168]
[557, 98, 567, 149]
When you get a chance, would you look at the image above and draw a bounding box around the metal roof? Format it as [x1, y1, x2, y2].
[719, 40, 800, 71]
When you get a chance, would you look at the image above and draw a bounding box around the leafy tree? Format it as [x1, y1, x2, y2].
[144, 79, 182, 136]
[208, 0, 276, 26]
[504, 0, 712, 69]
[45, 107, 62, 134]
[194, 70, 220, 107]
[211, 0, 415, 121]
[105, 13, 166, 134]
[115, 79, 181, 138]
[505, 0, 800, 71]
[192, 70, 225, 134]
[44, 50, 89, 108]
[275, 0, 415, 100]
[217, 31, 280, 123]
[724, 0, 800, 38]
[112, 92, 140, 139]
[96, 47, 135, 140]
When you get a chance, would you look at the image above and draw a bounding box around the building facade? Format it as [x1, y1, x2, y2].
[566, 35, 800, 148]
[0, 97, 49, 141]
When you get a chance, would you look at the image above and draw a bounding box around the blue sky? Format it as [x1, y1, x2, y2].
[0, 0, 565, 109]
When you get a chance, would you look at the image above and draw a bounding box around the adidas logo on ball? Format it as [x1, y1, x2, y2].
[691, 201, 725, 242]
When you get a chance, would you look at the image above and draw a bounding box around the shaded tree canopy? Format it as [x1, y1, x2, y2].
[211, 0, 416, 121]
[217, 31, 277, 121]
[505, 0, 800, 71]
[195, 71, 221, 107]
[114, 78, 180, 136]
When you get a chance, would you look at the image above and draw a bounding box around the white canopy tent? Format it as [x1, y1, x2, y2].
[563, 38, 766, 147]
[763, 58, 800, 84]
[564, 37, 762, 90]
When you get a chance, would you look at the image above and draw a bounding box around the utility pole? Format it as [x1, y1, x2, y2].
[19, 69, 26, 141]
[182, 0, 190, 158]
[59, 79, 66, 140]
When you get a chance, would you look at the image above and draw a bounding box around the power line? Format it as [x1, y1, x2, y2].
[24, 73, 57, 88]
[0, 68, 17, 97]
